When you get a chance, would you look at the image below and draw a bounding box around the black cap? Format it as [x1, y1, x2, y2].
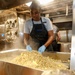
[50, 18, 53, 22]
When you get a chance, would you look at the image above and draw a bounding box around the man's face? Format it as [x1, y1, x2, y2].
[31, 9, 40, 21]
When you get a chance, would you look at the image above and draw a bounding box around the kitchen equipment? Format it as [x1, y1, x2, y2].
[70, 0, 75, 70]
[59, 30, 67, 42]
[59, 30, 72, 42]
[0, 49, 74, 75]
[0, 24, 5, 41]
[60, 42, 71, 52]
[68, 30, 72, 42]
[0, 10, 18, 43]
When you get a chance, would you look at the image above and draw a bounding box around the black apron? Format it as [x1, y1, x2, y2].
[30, 18, 53, 51]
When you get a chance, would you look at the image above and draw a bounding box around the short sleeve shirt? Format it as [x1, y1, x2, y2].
[53, 25, 59, 33]
[53, 24, 59, 40]
[24, 17, 53, 34]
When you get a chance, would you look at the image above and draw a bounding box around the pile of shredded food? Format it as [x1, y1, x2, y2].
[11, 50, 68, 70]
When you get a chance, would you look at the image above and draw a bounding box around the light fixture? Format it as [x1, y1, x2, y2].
[37, 0, 54, 5]
[26, 1, 32, 6]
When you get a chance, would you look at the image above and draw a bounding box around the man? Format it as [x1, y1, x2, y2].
[24, 1, 54, 53]
[50, 18, 61, 51]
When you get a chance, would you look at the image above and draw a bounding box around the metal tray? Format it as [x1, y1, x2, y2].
[0, 49, 74, 75]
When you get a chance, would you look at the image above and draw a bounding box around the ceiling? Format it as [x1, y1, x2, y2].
[41, 0, 73, 17]
[0, 0, 73, 17]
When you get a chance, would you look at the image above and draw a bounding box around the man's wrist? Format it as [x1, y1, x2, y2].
[44, 44, 47, 48]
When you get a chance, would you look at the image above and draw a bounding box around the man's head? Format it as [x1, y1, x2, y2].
[50, 18, 53, 23]
[30, 1, 41, 21]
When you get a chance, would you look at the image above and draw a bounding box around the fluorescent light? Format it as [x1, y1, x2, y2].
[37, 0, 54, 5]
[26, 2, 32, 6]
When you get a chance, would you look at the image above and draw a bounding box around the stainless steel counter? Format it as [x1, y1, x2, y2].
[0, 49, 74, 75]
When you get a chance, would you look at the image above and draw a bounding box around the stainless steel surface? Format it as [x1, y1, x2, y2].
[0, 36, 25, 51]
[68, 30, 72, 42]
[0, 49, 42, 75]
[60, 43, 71, 52]
[0, 24, 5, 33]
[59, 30, 67, 42]
[0, 61, 42, 75]
[70, 0, 75, 70]
[0, 49, 70, 61]
[0, 49, 74, 75]
[0, 61, 74, 75]
[0, 24, 5, 41]
[0, 10, 25, 51]
[0, 10, 19, 43]
[59, 30, 72, 42]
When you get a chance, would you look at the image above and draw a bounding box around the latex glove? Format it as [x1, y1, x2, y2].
[38, 45, 46, 53]
[26, 45, 32, 51]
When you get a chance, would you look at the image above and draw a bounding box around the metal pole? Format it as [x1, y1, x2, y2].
[70, 0, 75, 70]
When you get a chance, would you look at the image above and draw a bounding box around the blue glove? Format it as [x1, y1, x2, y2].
[38, 45, 46, 53]
[26, 45, 32, 51]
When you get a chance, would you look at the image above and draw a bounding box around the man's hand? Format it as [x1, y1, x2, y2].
[38, 45, 46, 53]
[26, 45, 32, 51]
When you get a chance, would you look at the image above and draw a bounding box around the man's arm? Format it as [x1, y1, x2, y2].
[24, 33, 32, 51]
[57, 31, 61, 41]
[24, 33, 30, 46]
[44, 30, 54, 47]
